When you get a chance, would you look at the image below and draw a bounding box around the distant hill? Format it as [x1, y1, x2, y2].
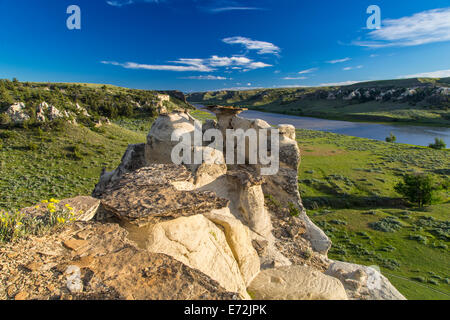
[187, 77, 450, 126]
[0, 80, 191, 129]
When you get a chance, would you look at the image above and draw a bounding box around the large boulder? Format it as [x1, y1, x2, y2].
[248, 265, 348, 300]
[5, 102, 30, 123]
[325, 261, 406, 300]
[203, 208, 260, 286]
[145, 112, 200, 164]
[146, 214, 250, 299]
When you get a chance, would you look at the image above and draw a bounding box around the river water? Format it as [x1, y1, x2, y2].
[224, 109, 450, 147]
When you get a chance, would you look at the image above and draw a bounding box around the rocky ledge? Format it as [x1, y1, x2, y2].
[0, 108, 406, 300]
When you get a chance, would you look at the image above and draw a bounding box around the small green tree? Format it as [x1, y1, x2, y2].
[428, 138, 446, 150]
[394, 173, 437, 208]
[385, 132, 397, 143]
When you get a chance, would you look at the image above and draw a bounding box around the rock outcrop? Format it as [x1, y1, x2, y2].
[248, 265, 348, 300]
[325, 261, 406, 300]
[0, 222, 237, 300]
[1, 107, 406, 300]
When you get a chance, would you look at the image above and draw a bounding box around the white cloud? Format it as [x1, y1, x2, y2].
[101, 54, 272, 72]
[298, 68, 318, 74]
[327, 57, 351, 64]
[106, 0, 160, 7]
[101, 60, 213, 72]
[369, 54, 378, 58]
[222, 36, 280, 55]
[342, 65, 363, 71]
[181, 75, 228, 80]
[283, 76, 307, 80]
[354, 8, 450, 47]
[398, 69, 450, 79]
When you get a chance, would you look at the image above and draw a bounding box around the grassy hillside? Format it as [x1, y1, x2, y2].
[0, 79, 191, 127]
[188, 77, 450, 126]
[0, 123, 147, 211]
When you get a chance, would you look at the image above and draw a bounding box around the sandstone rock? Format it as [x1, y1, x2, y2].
[146, 214, 250, 299]
[99, 165, 229, 226]
[63, 239, 88, 252]
[204, 208, 260, 286]
[93, 143, 147, 197]
[248, 265, 348, 300]
[14, 291, 29, 300]
[0, 222, 238, 300]
[325, 261, 406, 300]
[227, 167, 272, 238]
[145, 112, 199, 164]
[5, 102, 30, 123]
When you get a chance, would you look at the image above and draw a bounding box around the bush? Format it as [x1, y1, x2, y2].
[394, 173, 438, 208]
[0, 113, 11, 126]
[428, 138, 446, 150]
[27, 142, 39, 151]
[369, 216, 402, 232]
[408, 234, 428, 244]
[385, 132, 397, 143]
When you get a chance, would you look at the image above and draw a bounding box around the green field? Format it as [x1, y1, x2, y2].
[295, 129, 449, 300]
[0, 108, 448, 300]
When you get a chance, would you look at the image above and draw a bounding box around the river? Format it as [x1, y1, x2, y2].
[198, 106, 450, 147]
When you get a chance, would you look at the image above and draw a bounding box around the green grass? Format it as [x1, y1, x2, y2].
[0, 123, 146, 211]
[295, 129, 449, 300]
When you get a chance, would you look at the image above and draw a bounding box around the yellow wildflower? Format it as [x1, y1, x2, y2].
[42, 200, 48, 203]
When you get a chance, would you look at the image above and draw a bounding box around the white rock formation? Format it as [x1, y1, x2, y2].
[248, 265, 348, 300]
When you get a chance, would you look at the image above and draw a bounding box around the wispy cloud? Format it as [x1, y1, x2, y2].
[283, 76, 307, 80]
[354, 7, 450, 47]
[101, 55, 272, 72]
[298, 68, 318, 74]
[342, 65, 363, 71]
[222, 36, 280, 55]
[180, 75, 228, 80]
[398, 69, 450, 79]
[106, 0, 161, 7]
[327, 57, 351, 64]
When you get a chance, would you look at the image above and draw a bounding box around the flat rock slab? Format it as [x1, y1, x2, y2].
[99, 165, 229, 225]
[0, 222, 238, 300]
[248, 265, 348, 300]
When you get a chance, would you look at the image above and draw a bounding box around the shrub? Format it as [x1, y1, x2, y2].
[288, 202, 300, 217]
[27, 142, 39, 151]
[369, 216, 402, 232]
[408, 234, 428, 244]
[385, 132, 397, 143]
[0, 113, 11, 126]
[394, 173, 438, 208]
[0, 200, 76, 243]
[428, 138, 446, 150]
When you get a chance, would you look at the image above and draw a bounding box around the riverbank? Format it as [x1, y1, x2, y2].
[193, 105, 450, 147]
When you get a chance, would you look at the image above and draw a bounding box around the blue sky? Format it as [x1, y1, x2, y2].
[0, 0, 449, 92]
